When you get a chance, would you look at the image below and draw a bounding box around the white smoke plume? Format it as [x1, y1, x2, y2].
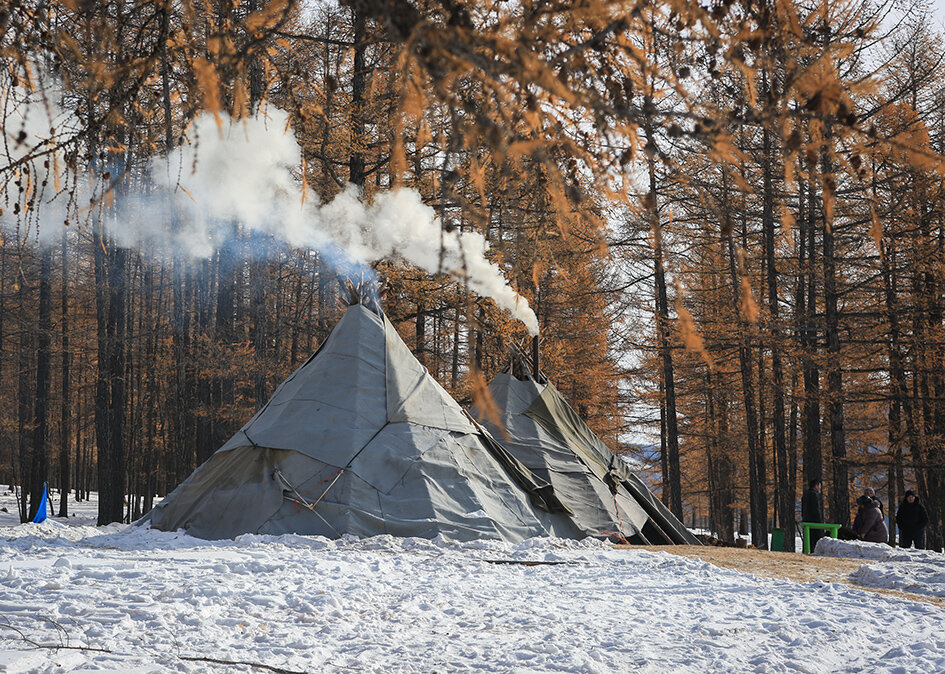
[2, 96, 539, 335]
[158, 111, 539, 335]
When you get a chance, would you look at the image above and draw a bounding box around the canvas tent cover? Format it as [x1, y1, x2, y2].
[143, 305, 581, 542]
[482, 372, 699, 545]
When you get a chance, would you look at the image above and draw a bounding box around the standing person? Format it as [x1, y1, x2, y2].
[801, 479, 825, 551]
[864, 487, 884, 515]
[896, 490, 929, 549]
[853, 495, 888, 543]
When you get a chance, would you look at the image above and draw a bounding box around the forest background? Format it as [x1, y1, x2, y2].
[2, 0, 944, 554]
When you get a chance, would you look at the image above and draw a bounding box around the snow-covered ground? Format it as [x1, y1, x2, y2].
[1, 490, 944, 673]
[816, 537, 945, 598]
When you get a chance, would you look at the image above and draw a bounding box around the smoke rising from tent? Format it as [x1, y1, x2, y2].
[2, 95, 539, 335]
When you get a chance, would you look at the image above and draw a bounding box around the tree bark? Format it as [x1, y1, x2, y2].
[349, 5, 366, 187]
[710, 370, 736, 543]
[58, 232, 71, 517]
[923, 201, 945, 551]
[251, 255, 268, 407]
[28, 247, 53, 521]
[101, 243, 128, 525]
[17, 259, 32, 522]
[821, 142, 848, 525]
[93, 219, 111, 524]
[762, 122, 791, 549]
[723, 170, 767, 549]
[883, 238, 906, 545]
[645, 138, 683, 519]
[801, 179, 822, 494]
[0, 243, 7, 486]
[416, 298, 426, 366]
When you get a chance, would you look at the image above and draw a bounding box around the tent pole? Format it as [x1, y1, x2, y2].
[531, 336, 540, 382]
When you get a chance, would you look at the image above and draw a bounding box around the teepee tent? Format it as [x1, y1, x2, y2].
[143, 303, 581, 542]
[479, 368, 699, 545]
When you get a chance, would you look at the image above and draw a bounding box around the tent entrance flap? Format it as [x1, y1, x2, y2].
[621, 473, 701, 545]
[523, 384, 613, 483]
[522, 381, 700, 546]
[478, 431, 573, 515]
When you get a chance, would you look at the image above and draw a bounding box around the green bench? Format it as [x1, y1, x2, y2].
[800, 522, 841, 554]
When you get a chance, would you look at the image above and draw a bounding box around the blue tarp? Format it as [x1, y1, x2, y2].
[31, 483, 48, 523]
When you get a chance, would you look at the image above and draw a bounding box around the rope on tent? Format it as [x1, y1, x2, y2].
[601, 531, 632, 544]
[300, 466, 344, 501]
[602, 493, 633, 545]
[309, 469, 344, 509]
[274, 470, 342, 538]
[246, 428, 344, 519]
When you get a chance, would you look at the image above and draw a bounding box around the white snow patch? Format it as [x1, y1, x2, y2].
[814, 537, 943, 563]
[851, 563, 945, 598]
[814, 537, 945, 598]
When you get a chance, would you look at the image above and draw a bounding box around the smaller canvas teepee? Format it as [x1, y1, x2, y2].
[142, 303, 580, 542]
[479, 369, 699, 545]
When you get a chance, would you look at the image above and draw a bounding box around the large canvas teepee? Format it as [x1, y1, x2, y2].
[480, 371, 700, 545]
[143, 304, 581, 542]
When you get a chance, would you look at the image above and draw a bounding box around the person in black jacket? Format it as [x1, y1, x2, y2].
[801, 479, 825, 550]
[896, 490, 929, 549]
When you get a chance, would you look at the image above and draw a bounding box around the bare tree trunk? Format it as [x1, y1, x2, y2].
[757, 343, 768, 530]
[75, 389, 84, 502]
[162, 5, 190, 491]
[126, 257, 141, 523]
[251, 254, 268, 407]
[17, 259, 32, 522]
[451, 305, 460, 388]
[416, 298, 426, 366]
[723, 171, 767, 549]
[101, 243, 128, 525]
[706, 381, 719, 536]
[58, 232, 71, 517]
[887, 461, 898, 546]
[246, 15, 270, 409]
[27, 248, 53, 520]
[883, 238, 906, 546]
[0, 242, 7, 486]
[92, 112, 129, 524]
[801, 179, 822, 493]
[710, 370, 736, 543]
[924, 206, 945, 551]
[646, 153, 683, 519]
[196, 258, 216, 464]
[204, 244, 235, 466]
[474, 304, 484, 371]
[733, 306, 765, 548]
[659, 388, 668, 506]
[93, 219, 111, 523]
[762, 122, 791, 550]
[821, 140, 848, 525]
[788, 186, 806, 540]
[290, 254, 304, 366]
[349, 5, 366, 187]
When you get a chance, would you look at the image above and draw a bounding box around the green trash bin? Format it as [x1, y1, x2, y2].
[770, 528, 785, 551]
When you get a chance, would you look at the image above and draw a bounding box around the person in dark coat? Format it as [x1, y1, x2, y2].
[896, 490, 929, 549]
[801, 479, 825, 550]
[853, 495, 888, 543]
